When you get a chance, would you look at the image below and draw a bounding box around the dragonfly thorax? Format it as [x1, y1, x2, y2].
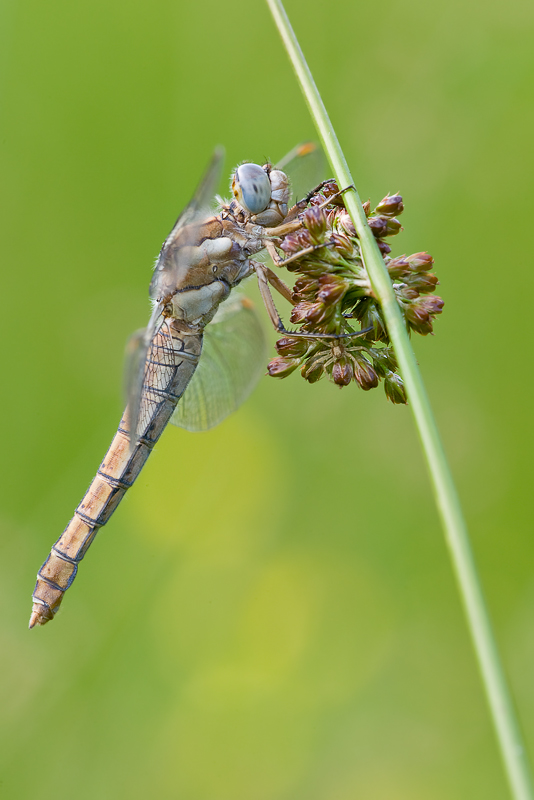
[168, 279, 230, 329]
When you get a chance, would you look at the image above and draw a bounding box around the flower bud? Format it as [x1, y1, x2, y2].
[367, 349, 388, 378]
[293, 276, 319, 300]
[357, 300, 387, 341]
[267, 357, 300, 378]
[368, 216, 388, 238]
[332, 357, 354, 386]
[384, 372, 407, 404]
[318, 272, 343, 287]
[321, 181, 340, 200]
[397, 285, 420, 300]
[362, 200, 371, 217]
[303, 207, 327, 243]
[406, 272, 439, 293]
[301, 360, 325, 383]
[375, 194, 404, 217]
[330, 232, 356, 259]
[290, 302, 312, 324]
[377, 240, 392, 255]
[338, 213, 356, 237]
[296, 230, 312, 249]
[281, 235, 301, 255]
[405, 301, 433, 335]
[317, 279, 347, 306]
[406, 252, 434, 272]
[305, 301, 328, 325]
[419, 295, 444, 315]
[385, 218, 402, 236]
[387, 256, 410, 279]
[325, 208, 339, 228]
[373, 346, 397, 373]
[353, 356, 379, 390]
[275, 337, 309, 358]
[405, 302, 430, 325]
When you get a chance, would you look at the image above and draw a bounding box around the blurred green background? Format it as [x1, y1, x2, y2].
[2, 0, 534, 797]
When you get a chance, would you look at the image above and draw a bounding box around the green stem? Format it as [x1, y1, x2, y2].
[265, 1, 533, 798]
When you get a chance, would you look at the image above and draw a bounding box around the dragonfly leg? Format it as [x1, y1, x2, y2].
[264, 181, 351, 235]
[258, 260, 294, 305]
[263, 219, 303, 238]
[266, 237, 335, 269]
[254, 262, 287, 334]
[303, 180, 333, 203]
[254, 261, 372, 341]
[283, 180, 332, 222]
[268, 325, 374, 341]
[282, 182, 356, 224]
[311, 184, 356, 212]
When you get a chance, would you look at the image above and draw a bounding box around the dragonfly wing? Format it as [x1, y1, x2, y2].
[275, 142, 327, 205]
[126, 148, 226, 445]
[124, 302, 165, 447]
[150, 147, 225, 302]
[170, 293, 268, 432]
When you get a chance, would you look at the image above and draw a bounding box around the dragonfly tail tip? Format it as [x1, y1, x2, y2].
[28, 603, 53, 629]
[28, 611, 40, 629]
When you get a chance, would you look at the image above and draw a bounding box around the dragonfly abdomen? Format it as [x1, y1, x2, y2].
[29, 324, 203, 627]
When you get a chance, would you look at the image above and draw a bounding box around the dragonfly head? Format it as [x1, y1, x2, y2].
[232, 162, 289, 226]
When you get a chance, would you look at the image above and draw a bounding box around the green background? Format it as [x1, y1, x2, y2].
[2, 0, 534, 797]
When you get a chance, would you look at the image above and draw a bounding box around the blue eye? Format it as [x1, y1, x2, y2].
[232, 163, 271, 215]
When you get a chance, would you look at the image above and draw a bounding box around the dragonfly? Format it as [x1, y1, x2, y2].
[29, 143, 345, 628]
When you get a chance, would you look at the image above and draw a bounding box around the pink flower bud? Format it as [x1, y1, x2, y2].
[419, 295, 444, 315]
[332, 358, 354, 386]
[377, 240, 392, 255]
[292, 276, 319, 301]
[353, 357, 379, 390]
[385, 218, 402, 236]
[275, 337, 309, 358]
[303, 207, 327, 243]
[305, 301, 328, 325]
[375, 194, 404, 217]
[368, 216, 388, 238]
[406, 272, 439, 293]
[405, 302, 433, 335]
[321, 181, 340, 200]
[267, 357, 300, 378]
[338, 213, 356, 236]
[387, 256, 410, 279]
[398, 286, 420, 300]
[330, 233, 355, 258]
[406, 252, 434, 272]
[290, 302, 313, 324]
[296, 230, 312, 248]
[317, 280, 347, 306]
[281, 235, 301, 255]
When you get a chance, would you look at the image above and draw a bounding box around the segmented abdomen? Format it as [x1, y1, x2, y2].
[29, 321, 202, 627]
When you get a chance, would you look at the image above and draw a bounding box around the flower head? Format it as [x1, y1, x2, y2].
[265, 183, 443, 406]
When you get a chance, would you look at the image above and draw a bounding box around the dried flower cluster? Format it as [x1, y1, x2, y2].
[267, 183, 444, 403]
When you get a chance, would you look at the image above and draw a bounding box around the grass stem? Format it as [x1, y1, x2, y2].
[265, 1, 533, 797]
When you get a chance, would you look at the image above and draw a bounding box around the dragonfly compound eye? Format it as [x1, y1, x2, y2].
[232, 163, 272, 215]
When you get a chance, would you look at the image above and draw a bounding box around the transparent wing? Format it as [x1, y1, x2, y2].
[150, 147, 225, 302]
[126, 148, 225, 445]
[276, 142, 327, 205]
[171, 293, 268, 432]
[124, 302, 165, 449]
